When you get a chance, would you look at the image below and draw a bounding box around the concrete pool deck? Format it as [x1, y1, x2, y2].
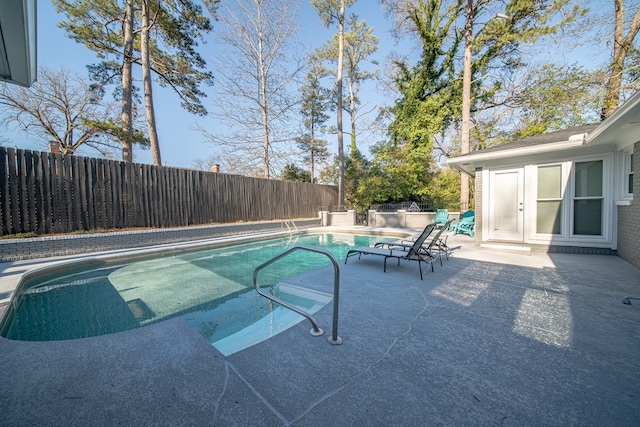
[0, 229, 639, 425]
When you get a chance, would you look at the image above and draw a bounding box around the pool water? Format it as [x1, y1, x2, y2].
[1, 233, 382, 354]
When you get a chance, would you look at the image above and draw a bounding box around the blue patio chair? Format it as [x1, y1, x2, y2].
[435, 209, 449, 229]
[451, 210, 475, 237]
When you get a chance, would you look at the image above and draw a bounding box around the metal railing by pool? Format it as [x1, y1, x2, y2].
[253, 246, 343, 345]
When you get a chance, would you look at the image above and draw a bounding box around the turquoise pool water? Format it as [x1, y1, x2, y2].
[0, 232, 382, 354]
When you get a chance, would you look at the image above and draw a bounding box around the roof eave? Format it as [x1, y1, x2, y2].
[586, 90, 640, 148]
[0, 0, 37, 87]
[446, 138, 586, 177]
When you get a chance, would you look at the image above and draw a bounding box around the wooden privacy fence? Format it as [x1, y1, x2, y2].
[0, 147, 338, 236]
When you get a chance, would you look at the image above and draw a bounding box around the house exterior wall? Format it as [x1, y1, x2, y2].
[617, 141, 640, 269]
[473, 147, 619, 252]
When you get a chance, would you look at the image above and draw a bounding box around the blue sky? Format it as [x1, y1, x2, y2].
[3, 0, 614, 171]
[3, 0, 401, 170]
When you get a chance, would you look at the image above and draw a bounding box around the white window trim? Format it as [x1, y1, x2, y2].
[627, 150, 634, 197]
[529, 162, 569, 241]
[526, 154, 613, 246]
[569, 155, 612, 243]
[616, 147, 634, 202]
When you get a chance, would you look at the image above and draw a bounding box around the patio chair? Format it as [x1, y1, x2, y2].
[376, 219, 454, 266]
[374, 221, 436, 247]
[345, 223, 436, 280]
[429, 218, 454, 260]
[435, 209, 449, 229]
[451, 210, 475, 237]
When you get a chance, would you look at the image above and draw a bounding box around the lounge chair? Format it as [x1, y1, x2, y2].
[376, 219, 454, 266]
[345, 223, 436, 280]
[428, 218, 454, 260]
[378, 221, 436, 246]
[435, 209, 449, 229]
[451, 210, 475, 237]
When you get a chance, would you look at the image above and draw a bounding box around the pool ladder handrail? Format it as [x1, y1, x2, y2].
[282, 220, 298, 234]
[253, 245, 343, 345]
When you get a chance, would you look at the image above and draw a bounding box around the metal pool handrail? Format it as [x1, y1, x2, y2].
[252, 245, 343, 345]
[281, 220, 298, 234]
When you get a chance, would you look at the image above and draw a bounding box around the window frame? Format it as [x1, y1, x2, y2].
[527, 154, 612, 245]
[534, 163, 565, 236]
[619, 148, 634, 201]
[571, 159, 605, 237]
[628, 152, 634, 196]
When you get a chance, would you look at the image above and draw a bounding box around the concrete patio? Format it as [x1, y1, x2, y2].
[0, 230, 639, 425]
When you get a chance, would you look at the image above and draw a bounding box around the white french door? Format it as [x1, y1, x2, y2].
[489, 168, 524, 241]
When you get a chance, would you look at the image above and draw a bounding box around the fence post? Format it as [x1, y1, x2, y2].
[347, 210, 356, 225]
[367, 210, 376, 228]
[397, 209, 407, 228]
[320, 210, 329, 226]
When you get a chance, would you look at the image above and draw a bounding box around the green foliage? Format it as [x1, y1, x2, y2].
[1, 232, 38, 239]
[387, 0, 584, 147]
[511, 63, 603, 139]
[319, 156, 339, 185]
[145, 0, 216, 116]
[388, 0, 463, 151]
[359, 0, 463, 210]
[470, 0, 585, 116]
[342, 15, 379, 82]
[622, 46, 640, 91]
[84, 118, 149, 147]
[368, 140, 435, 202]
[296, 135, 330, 171]
[318, 133, 463, 215]
[312, 12, 379, 153]
[310, 0, 357, 27]
[313, 13, 379, 89]
[344, 146, 370, 209]
[54, 0, 216, 115]
[280, 164, 312, 182]
[341, 146, 463, 212]
[298, 65, 331, 180]
[428, 166, 462, 211]
[377, 0, 584, 211]
[300, 65, 331, 132]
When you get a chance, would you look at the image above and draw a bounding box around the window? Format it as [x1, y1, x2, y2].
[536, 164, 562, 234]
[573, 160, 603, 235]
[629, 153, 634, 195]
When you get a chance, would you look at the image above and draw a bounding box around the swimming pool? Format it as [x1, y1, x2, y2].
[0, 232, 390, 354]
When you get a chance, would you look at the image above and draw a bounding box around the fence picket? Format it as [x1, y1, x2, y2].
[62, 155, 73, 233]
[16, 150, 28, 233]
[24, 151, 36, 232]
[7, 149, 20, 234]
[102, 158, 113, 229]
[87, 158, 97, 230]
[32, 151, 45, 234]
